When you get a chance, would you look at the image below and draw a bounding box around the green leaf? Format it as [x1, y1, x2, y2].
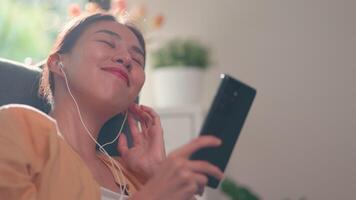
[151, 37, 210, 69]
[220, 178, 260, 200]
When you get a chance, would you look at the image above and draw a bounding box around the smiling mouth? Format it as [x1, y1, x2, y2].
[102, 67, 130, 86]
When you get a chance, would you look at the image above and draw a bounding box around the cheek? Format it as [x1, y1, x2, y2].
[86, 44, 110, 64]
[69, 43, 108, 71]
[136, 69, 146, 90]
[129, 69, 145, 99]
[74, 45, 110, 77]
[65, 46, 111, 94]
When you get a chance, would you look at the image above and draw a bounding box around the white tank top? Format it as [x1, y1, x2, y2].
[101, 187, 129, 200]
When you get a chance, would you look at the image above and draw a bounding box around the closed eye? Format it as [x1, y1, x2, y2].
[133, 58, 143, 67]
[97, 40, 115, 48]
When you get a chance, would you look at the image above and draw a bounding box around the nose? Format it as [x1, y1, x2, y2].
[112, 47, 132, 71]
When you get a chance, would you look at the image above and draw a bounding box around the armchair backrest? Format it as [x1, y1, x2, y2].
[0, 58, 51, 112]
[0, 58, 131, 156]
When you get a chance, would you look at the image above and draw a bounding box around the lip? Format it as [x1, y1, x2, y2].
[102, 67, 130, 86]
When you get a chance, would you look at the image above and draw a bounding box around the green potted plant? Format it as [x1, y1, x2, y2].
[151, 38, 210, 107]
[220, 178, 260, 200]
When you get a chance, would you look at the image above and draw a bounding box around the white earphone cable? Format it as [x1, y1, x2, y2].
[60, 64, 128, 199]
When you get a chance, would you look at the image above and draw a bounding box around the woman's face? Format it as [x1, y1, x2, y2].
[60, 20, 145, 112]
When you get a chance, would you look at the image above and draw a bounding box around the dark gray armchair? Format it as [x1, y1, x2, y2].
[0, 58, 132, 155]
[0, 58, 51, 112]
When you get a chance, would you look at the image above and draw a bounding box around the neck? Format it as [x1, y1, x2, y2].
[50, 91, 109, 161]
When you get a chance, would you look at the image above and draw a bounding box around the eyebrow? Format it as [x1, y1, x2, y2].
[94, 29, 122, 40]
[95, 29, 144, 57]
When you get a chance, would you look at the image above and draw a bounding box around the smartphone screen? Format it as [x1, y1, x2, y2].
[190, 74, 257, 188]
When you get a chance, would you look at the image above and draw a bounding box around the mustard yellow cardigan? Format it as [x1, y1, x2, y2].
[0, 105, 143, 200]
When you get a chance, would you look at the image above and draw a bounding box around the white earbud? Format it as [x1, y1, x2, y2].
[58, 62, 64, 69]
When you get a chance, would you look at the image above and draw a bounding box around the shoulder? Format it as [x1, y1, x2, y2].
[0, 104, 55, 125]
[0, 104, 58, 145]
[0, 104, 63, 176]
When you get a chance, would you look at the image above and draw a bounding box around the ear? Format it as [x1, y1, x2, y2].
[47, 53, 64, 77]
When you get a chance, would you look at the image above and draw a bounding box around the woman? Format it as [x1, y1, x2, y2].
[0, 13, 223, 200]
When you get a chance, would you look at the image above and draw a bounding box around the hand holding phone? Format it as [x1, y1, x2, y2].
[190, 74, 257, 188]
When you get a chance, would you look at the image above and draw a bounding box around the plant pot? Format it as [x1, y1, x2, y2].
[152, 67, 204, 108]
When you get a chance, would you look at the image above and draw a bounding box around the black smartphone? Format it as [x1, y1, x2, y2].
[190, 74, 257, 188]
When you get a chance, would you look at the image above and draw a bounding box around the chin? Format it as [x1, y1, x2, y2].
[93, 88, 137, 115]
[106, 96, 133, 114]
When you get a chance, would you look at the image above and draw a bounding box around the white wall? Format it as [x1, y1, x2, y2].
[131, 0, 356, 199]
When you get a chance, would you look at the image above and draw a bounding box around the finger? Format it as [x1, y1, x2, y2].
[140, 105, 160, 126]
[130, 104, 149, 121]
[131, 107, 150, 137]
[140, 111, 152, 129]
[140, 106, 164, 143]
[140, 106, 165, 150]
[192, 173, 207, 196]
[129, 105, 141, 121]
[189, 160, 224, 181]
[130, 105, 152, 129]
[182, 173, 205, 197]
[127, 112, 142, 146]
[117, 133, 129, 154]
[174, 136, 222, 158]
[198, 186, 205, 196]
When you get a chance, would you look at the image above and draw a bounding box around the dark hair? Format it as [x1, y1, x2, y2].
[39, 13, 146, 104]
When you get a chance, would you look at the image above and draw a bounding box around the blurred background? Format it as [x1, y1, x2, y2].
[1, 0, 356, 199]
